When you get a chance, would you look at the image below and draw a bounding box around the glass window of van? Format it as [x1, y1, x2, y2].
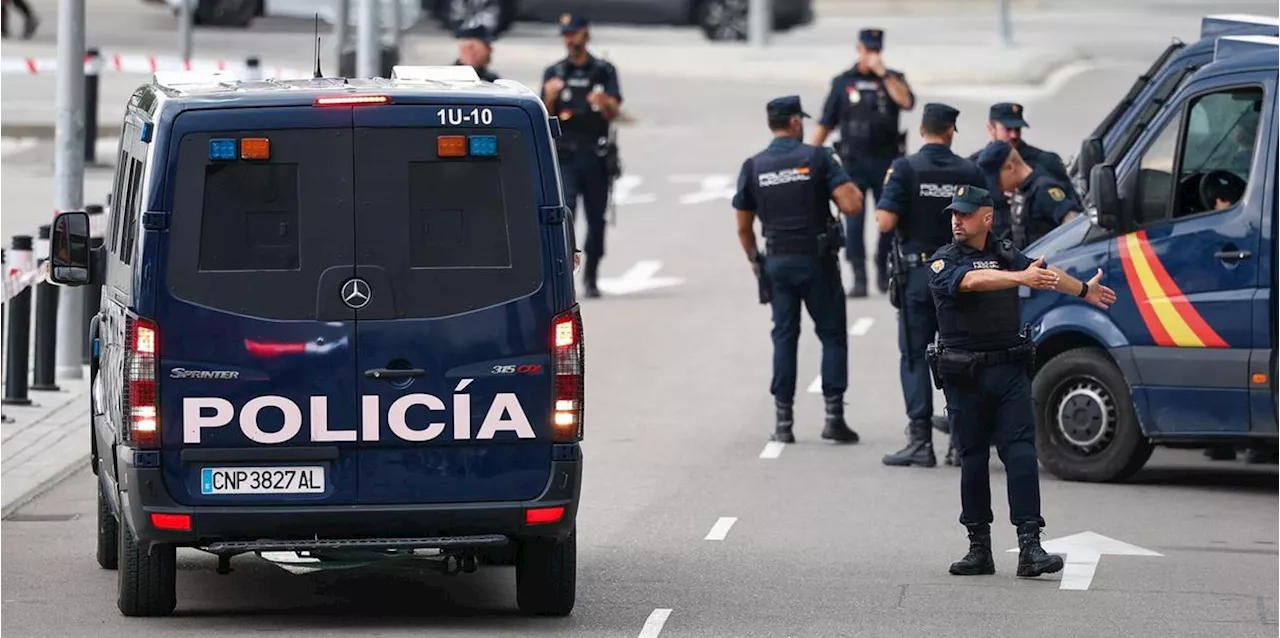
[1175, 86, 1261, 218]
[1136, 105, 1181, 225]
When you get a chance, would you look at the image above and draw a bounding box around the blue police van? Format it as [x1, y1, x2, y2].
[47, 65, 586, 616]
[1070, 13, 1279, 199]
[1019, 34, 1278, 482]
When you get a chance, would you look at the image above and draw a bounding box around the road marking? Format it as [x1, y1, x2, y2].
[596, 260, 684, 295]
[668, 174, 736, 205]
[704, 517, 738, 541]
[612, 175, 656, 205]
[1005, 531, 1163, 590]
[638, 608, 673, 637]
[807, 375, 822, 394]
[759, 441, 785, 459]
[849, 317, 874, 336]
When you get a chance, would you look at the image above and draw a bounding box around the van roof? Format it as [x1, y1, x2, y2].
[1200, 14, 1280, 39]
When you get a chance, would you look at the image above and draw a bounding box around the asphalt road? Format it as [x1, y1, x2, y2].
[3, 46, 1278, 636]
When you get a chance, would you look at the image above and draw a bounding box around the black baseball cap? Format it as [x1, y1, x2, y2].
[859, 28, 884, 50]
[975, 140, 1016, 175]
[558, 12, 589, 34]
[989, 102, 1029, 128]
[766, 95, 810, 120]
[455, 24, 492, 44]
[922, 102, 960, 132]
[945, 185, 995, 214]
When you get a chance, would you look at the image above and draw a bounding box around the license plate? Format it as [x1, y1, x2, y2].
[200, 466, 325, 495]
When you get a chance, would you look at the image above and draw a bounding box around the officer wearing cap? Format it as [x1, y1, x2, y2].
[542, 13, 623, 298]
[877, 103, 985, 469]
[812, 27, 916, 298]
[926, 184, 1115, 579]
[968, 103, 1075, 237]
[733, 95, 863, 445]
[453, 25, 500, 82]
[976, 140, 1084, 250]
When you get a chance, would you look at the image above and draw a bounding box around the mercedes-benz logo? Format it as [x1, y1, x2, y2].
[341, 278, 371, 309]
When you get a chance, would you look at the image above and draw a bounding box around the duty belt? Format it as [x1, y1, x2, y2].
[766, 234, 831, 256]
[898, 250, 933, 267]
[946, 346, 1031, 366]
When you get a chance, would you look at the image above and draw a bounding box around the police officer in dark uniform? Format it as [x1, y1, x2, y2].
[976, 140, 1085, 250]
[812, 28, 916, 298]
[968, 103, 1076, 238]
[926, 185, 1116, 578]
[542, 13, 623, 298]
[876, 103, 985, 469]
[453, 24, 500, 82]
[733, 96, 864, 444]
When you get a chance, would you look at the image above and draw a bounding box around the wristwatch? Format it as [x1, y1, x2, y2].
[1078, 282, 1089, 298]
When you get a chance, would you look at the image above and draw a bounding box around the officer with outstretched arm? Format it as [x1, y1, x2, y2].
[925, 185, 1116, 578]
[733, 95, 864, 445]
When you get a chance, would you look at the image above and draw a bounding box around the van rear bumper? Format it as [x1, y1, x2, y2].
[116, 455, 581, 553]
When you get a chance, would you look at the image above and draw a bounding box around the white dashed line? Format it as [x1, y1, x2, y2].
[807, 375, 822, 394]
[638, 608, 673, 637]
[849, 317, 875, 336]
[759, 441, 786, 459]
[704, 517, 738, 541]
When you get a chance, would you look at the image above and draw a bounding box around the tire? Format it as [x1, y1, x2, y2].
[193, 0, 256, 28]
[515, 530, 575, 616]
[97, 482, 119, 570]
[117, 515, 177, 617]
[1033, 347, 1153, 483]
[695, 0, 748, 42]
[438, 0, 512, 37]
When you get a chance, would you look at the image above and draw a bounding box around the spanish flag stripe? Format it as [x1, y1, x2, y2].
[1118, 232, 1176, 346]
[1133, 231, 1229, 348]
[1124, 233, 1205, 347]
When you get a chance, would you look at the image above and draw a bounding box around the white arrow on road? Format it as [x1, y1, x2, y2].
[1006, 531, 1163, 590]
[596, 260, 684, 296]
[611, 175, 656, 205]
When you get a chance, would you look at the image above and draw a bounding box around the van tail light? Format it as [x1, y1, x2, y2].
[550, 308, 584, 442]
[125, 315, 160, 448]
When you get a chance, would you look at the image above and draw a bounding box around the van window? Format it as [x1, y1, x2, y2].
[1174, 86, 1261, 218]
[1136, 106, 1181, 225]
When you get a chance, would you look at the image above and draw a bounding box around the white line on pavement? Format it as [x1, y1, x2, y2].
[704, 517, 738, 541]
[849, 317, 875, 336]
[759, 441, 785, 459]
[807, 375, 822, 394]
[638, 608, 673, 637]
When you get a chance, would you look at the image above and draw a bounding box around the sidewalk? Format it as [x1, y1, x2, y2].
[1, 373, 91, 518]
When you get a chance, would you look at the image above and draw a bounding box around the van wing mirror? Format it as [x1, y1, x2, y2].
[49, 211, 92, 286]
[1088, 163, 1121, 231]
[1077, 136, 1104, 182]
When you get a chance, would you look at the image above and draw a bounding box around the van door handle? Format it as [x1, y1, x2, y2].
[364, 368, 426, 379]
[1213, 249, 1251, 261]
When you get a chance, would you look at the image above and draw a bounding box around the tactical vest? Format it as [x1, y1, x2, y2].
[838, 74, 899, 157]
[936, 243, 1023, 350]
[550, 58, 612, 143]
[751, 144, 829, 241]
[900, 152, 970, 254]
[1009, 180, 1059, 250]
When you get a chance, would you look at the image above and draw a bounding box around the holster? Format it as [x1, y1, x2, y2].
[925, 342, 944, 389]
[754, 253, 772, 305]
[822, 215, 845, 257]
[599, 137, 622, 179]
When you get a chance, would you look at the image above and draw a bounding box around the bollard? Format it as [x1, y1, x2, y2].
[84, 48, 102, 164]
[1, 248, 10, 422]
[31, 225, 61, 391]
[82, 204, 106, 365]
[245, 56, 263, 81]
[3, 236, 36, 406]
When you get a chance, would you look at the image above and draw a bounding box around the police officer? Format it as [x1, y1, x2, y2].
[453, 24, 500, 82]
[542, 13, 623, 298]
[876, 103, 985, 469]
[812, 27, 916, 298]
[968, 103, 1075, 238]
[976, 140, 1085, 250]
[926, 185, 1116, 578]
[733, 95, 864, 444]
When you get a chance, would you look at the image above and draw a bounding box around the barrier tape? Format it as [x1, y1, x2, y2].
[0, 55, 308, 79]
[3, 263, 47, 305]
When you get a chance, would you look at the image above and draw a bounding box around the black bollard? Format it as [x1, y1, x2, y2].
[85, 48, 102, 165]
[245, 56, 262, 81]
[82, 204, 105, 365]
[3, 236, 36, 406]
[31, 225, 61, 392]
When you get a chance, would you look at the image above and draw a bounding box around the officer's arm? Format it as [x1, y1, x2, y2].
[811, 81, 843, 145]
[541, 66, 559, 112]
[823, 148, 863, 215]
[596, 63, 623, 121]
[882, 70, 915, 110]
[732, 161, 760, 259]
[874, 160, 908, 232]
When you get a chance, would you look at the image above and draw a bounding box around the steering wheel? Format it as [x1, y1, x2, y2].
[1197, 170, 1247, 211]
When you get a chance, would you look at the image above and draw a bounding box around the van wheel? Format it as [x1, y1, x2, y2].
[1033, 347, 1153, 483]
[696, 0, 749, 41]
[515, 530, 575, 616]
[97, 483, 119, 570]
[117, 515, 177, 617]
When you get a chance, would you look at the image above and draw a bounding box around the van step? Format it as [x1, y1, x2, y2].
[204, 534, 510, 553]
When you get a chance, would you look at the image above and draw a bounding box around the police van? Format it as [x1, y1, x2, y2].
[47, 65, 586, 617]
[1018, 34, 1277, 482]
[1069, 13, 1279, 199]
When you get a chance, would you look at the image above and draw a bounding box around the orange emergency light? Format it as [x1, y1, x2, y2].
[437, 135, 467, 157]
[240, 138, 270, 160]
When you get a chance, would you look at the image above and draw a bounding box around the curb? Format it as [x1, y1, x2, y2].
[0, 388, 92, 519]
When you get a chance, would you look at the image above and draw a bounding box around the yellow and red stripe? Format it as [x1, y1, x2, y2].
[1117, 230, 1228, 348]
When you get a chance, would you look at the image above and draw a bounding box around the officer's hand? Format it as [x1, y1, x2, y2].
[1084, 268, 1117, 310]
[543, 77, 565, 98]
[1021, 256, 1059, 290]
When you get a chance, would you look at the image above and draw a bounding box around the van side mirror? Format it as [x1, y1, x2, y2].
[49, 211, 92, 286]
[1077, 136, 1104, 182]
[1089, 163, 1121, 231]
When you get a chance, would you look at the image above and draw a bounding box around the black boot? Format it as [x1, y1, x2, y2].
[875, 264, 890, 294]
[944, 438, 956, 466]
[821, 395, 859, 443]
[949, 524, 996, 576]
[772, 400, 795, 443]
[848, 263, 868, 298]
[881, 419, 936, 467]
[582, 256, 601, 298]
[1016, 522, 1064, 578]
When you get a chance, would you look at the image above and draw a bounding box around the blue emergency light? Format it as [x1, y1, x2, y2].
[468, 135, 498, 157]
[209, 139, 237, 161]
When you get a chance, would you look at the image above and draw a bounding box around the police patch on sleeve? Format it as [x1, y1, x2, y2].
[930, 259, 945, 273]
[828, 148, 842, 166]
[883, 168, 894, 185]
[1048, 186, 1066, 202]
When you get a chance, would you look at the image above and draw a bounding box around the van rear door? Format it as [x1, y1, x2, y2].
[351, 104, 556, 505]
[160, 108, 361, 506]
